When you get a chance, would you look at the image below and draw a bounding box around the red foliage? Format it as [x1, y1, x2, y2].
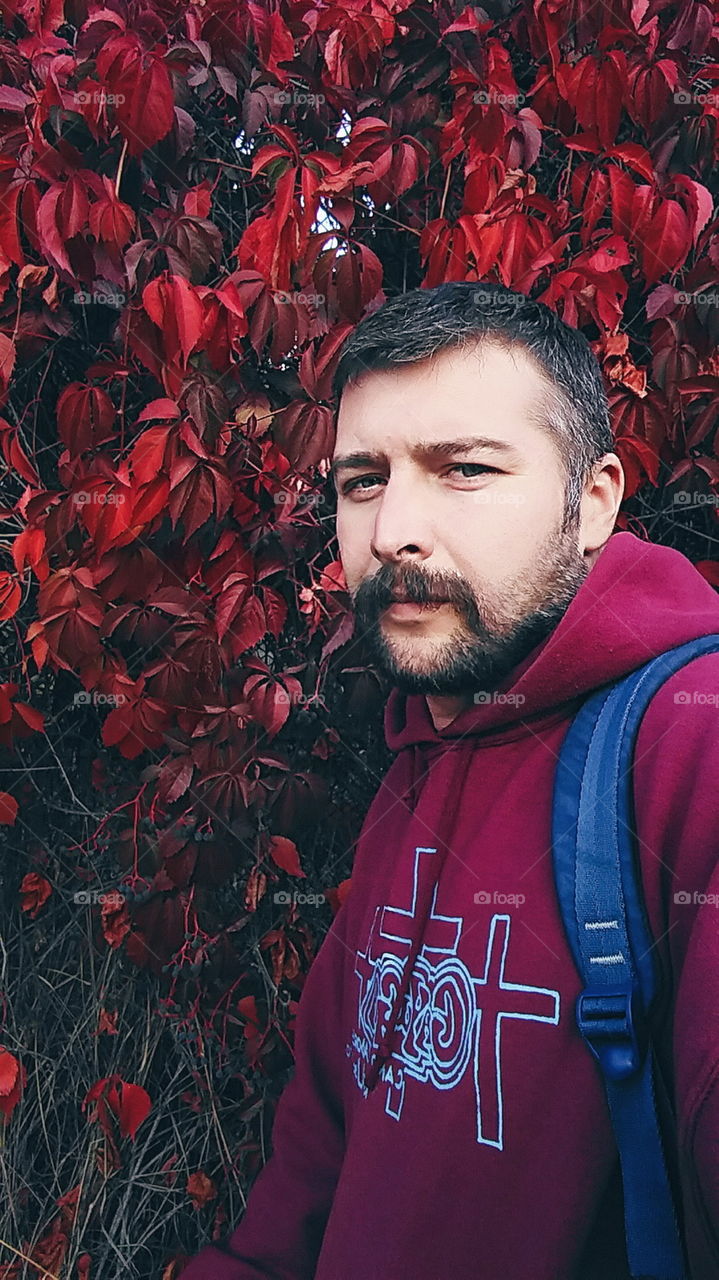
[19, 871, 52, 917]
[186, 1170, 218, 1210]
[0, 1048, 25, 1120]
[0, 0, 717, 1262]
[82, 1074, 152, 1171]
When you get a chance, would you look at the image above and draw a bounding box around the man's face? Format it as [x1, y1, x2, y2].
[330, 340, 591, 699]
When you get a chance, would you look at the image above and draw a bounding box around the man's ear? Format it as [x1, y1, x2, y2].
[579, 453, 625, 556]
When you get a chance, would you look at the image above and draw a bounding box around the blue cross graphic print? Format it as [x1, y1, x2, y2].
[346, 846, 561, 1148]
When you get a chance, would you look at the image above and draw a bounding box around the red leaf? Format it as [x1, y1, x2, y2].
[237, 995, 262, 1039]
[318, 560, 348, 592]
[0, 179, 25, 269]
[137, 399, 181, 421]
[325, 877, 352, 916]
[0, 86, 32, 112]
[0, 573, 21, 622]
[0, 793, 18, 825]
[268, 834, 305, 878]
[101, 891, 131, 949]
[640, 199, 692, 286]
[97, 1008, 119, 1036]
[142, 273, 205, 367]
[59, 172, 90, 238]
[129, 424, 171, 485]
[247, 3, 296, 81]
[115, 1080, 151, 1138]
[56, 383, 116, 453]
[585, 234, 631, 273]
[129, 474, 170, 531]
[183, 180, 214, 219]
[36, 183, 73, 275]
[12, 527, 48, 582]
[0, 1049, 19, 1096]
[224, 592, 267, 657]
[0, 331, 15, 397]
[89, 189, 136, 252]
[19, 872, 52, 918]
[244, 674, 300, 737]
[110, 48, 175, 157]
[0, 1047, 24, 1119]
[668, 175, 714, 246]
[606, 142, 655, 184]
[615, 435, 661, 497]
[0, 415, 40, 485]
[83, 1075, 151, 1139]
[261, 586, 288, 638]
[101, 688, 170, 759]
[161, 756, 194, 804]
[186, 1171, 217, 1210]
[213, 572, 250, 642]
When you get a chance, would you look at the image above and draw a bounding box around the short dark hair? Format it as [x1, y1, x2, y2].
[330, 281, 615, 527]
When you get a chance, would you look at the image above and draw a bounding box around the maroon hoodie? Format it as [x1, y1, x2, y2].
[180, 531, 719, 1280]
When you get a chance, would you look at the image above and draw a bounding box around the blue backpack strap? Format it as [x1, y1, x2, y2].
[552, 633, 719, 1280]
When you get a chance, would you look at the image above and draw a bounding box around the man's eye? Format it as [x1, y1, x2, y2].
[337, 465, 498, 494]
[341, 475, 382, 494]
[447, 464, 498, 478]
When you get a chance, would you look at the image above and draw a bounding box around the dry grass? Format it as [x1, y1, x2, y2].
[0, 888, 282, 1280]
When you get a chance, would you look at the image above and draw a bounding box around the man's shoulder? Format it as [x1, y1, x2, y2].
[634, 647, 719, 752]
[630, 647, 719, 892]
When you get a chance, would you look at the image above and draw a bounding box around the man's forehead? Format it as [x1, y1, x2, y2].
[334, 341, 550, 430]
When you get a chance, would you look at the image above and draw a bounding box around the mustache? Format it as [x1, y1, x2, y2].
[354, 568, 474, 611]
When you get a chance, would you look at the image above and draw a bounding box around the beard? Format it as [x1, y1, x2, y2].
[350, 518, 589, 698]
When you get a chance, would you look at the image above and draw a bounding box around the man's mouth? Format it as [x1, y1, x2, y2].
[384, 597, 446, 613]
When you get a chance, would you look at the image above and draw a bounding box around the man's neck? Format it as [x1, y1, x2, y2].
[425, 693, 474, 731]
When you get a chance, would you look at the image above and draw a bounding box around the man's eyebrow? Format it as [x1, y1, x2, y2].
[328, 436, 523, 484]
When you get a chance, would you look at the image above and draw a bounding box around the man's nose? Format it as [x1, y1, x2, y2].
[369, 477, 435, 565]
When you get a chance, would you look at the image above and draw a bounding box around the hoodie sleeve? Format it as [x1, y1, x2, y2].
[632, 654, 719, 1279]
[178, 896, 352, 1280]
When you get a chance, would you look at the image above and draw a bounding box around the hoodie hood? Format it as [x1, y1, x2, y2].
[363, 531, 719, 1093]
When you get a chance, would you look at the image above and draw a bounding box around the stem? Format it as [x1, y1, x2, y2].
[439, 159, 453, 220]
[115, 138, 129, 199]
[0, 1236, 61, 1279]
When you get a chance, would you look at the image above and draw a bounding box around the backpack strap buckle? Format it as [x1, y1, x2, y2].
[576, 983, 645, 1081]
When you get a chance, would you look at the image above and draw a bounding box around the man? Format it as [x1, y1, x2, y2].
[181, 283, 719, 1279]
